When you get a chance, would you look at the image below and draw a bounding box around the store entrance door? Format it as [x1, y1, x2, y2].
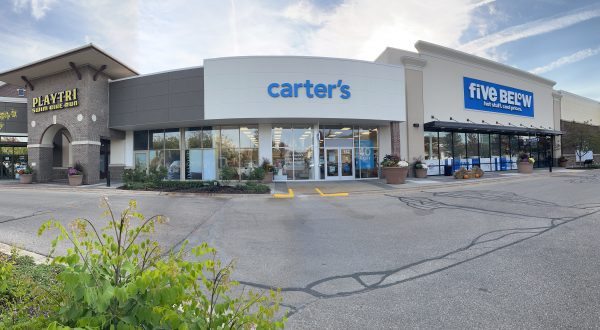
[325, 148, 354, 180]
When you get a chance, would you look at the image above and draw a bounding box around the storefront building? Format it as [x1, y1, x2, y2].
[0, 41, 594, 183]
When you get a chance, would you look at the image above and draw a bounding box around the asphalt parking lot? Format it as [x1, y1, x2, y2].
[0, 170, 599, 329]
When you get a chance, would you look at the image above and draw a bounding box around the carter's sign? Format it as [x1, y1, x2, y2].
[463, 77, 534, 117]
[32, 88, 79, 113]
[267, 80, 351, 99]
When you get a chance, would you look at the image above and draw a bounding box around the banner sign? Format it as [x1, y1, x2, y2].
[463, 77, 534, 117]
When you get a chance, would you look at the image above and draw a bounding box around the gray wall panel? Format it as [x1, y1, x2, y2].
[109, 67, 204, 129]
[0, 101, 27, 134]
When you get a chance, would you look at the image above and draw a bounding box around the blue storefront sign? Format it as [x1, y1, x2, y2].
[267, 79, 351, 99]
[463, 77, 534, 117]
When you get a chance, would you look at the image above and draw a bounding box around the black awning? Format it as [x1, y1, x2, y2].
[424, 121, 562, 136]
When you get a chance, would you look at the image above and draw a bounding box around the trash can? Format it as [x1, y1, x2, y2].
[444, 165, 452, 176]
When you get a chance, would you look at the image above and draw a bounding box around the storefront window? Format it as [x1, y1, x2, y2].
[272, 125, 314, 180]
[466, 133, 479, 169]
[479, 134, 491, 171]
[491, 134, 501, 171]
[452, 132, 466, 171]
[355, 127, 378, 178]
[424, 132, 440, 175]
[134, 131, 148, 150]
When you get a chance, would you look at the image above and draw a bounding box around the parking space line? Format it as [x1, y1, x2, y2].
[315, 188, 349, 197]
[273, 188, 295, 198]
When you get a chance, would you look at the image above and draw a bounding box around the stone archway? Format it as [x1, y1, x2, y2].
[30, 124, 74, 182]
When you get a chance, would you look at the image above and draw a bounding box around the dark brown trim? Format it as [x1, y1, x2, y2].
[69, 62, 82, 80]
[20, 76, 34, 91]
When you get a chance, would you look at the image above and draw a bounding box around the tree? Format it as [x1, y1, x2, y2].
[561, 120, 600, 166]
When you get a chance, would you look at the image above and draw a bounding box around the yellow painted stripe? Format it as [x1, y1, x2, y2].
[273, 188, 295, 198]
[315, 188, 349, 197]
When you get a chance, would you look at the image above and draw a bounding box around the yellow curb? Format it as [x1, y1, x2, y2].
[273, 188, 294, 198]
[315, 188, 349, 197]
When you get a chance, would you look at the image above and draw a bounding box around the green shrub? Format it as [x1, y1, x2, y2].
[38, 198, 285, 329]
[0, 249, 63, 329]
[220, 166, 237, 181]
[236, 182, 271, 193]
[243, 167, 266, 181]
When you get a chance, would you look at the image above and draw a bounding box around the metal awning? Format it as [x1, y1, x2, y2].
[424, 121, 562, 136]
[0, 44, 138, 89]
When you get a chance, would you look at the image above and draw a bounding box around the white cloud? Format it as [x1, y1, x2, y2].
[460, 2, 600, 58]
[11, 0, 57, 19]
[283, 0, 329, 26]
[530, 46, 600, 74]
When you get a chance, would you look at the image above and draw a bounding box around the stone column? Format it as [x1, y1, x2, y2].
[390, 121, 401, 157]
[552, 91, 563, 163]
[71, 142, 101, 184]
[28, 145, 53, 182]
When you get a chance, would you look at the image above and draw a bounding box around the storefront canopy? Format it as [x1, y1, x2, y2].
[0, 44, 137, 90]
[424, 121, 562, 136]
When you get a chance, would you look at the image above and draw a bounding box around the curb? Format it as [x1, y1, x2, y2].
[0, 242, 50, 265]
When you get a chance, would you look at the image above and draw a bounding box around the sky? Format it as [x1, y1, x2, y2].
[0, 0, 599, 101]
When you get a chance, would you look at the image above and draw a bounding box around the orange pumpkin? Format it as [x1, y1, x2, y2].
[463, 175, 469, 179]
[475, 174, 480, 178]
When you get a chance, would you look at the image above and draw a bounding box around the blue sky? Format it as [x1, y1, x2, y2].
[1, 0, 599, 100]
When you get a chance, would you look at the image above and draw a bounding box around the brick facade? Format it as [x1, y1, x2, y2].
[27, 66, 110, 184]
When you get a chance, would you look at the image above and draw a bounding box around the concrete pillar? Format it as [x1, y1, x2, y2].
[258, 123, 272, 166]
[402, 56, 427, 166]
[552, 91, 563, 161]
[390, 121, 401, 157]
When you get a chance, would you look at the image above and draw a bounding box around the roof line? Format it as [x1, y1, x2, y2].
[0, 43, 138, 77]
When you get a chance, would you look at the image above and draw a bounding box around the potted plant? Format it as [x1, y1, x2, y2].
[413, 157, 428, 178]
[558, 156, 568, 167]
[260, 158, 274, 183]
[517, 153, 534, 174]
[18, 165, 34, 184]
[381, 154, 409, 184]
[68, 161, 84, 186]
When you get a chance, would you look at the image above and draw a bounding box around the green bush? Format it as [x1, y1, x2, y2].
[220, 166, 237, 181]
[236, 182, 271, 193]
[0, 249, 63, 329]
[242, 167, 266, 181]
[38, 198, 285, 329]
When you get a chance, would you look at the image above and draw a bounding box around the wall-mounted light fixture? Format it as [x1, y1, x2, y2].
[413, 123, 420, 128]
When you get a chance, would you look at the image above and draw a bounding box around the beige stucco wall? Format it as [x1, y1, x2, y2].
[421, 54, 556, 129]
[560, 91, 600, 125]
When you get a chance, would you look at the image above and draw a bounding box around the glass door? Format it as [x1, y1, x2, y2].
[325, 148, 354, 180]
[325, 148, 339, 179]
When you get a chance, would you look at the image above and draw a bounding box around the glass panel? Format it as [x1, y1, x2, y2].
[185, 128, 202, 149]
[500, 135, 510, 170]
[240, 148, 258, 179]
[134, 131, 149, 150]
[322, 125, 353, 139]
[341, 148, 353, 177]
[326, 149, 339, 176]
[439, 132, 453, 175]
[202, 127, 217, 148]
[491, 134, 501, 171]
[272, 126, 292, 148]
[424, 132, 440, 175]
[220, 127, 240, 149]
[164, 129, 180, 149]
[272, 148, 292, 180]
[150, 130, 164, 150]
[478, 134, 491, 172]
[466, 133, 479, 169]
[135, 152, 148, 171]
[240, 126, 259, 148]
[452, 132, 466, 171]
[186, 149, 202, 180]
[294, 126, 314, 180]
[356, 147, 379, 178]
[165, 150, 181, 180]
[149, 150, 164, 171]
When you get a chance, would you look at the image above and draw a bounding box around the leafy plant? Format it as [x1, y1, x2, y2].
[412, 157, 427, 169]
[220, 166, 237, 182]
[68, 162, 84, 176]
[17, 165, 33, 175]
[260, 158, 274, 173]
[381, 154, 400, 167]
[38, 198, 284, 329]
[243, 167, 266, 181]
[518, 152, 529, 162]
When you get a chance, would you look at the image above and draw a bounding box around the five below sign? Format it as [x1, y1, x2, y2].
[463, 77, 534, 118]
[32, 88, 79, 113]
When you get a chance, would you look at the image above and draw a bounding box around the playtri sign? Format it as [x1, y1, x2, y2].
[32, 88, 79, 113]
[463, 77, 534, 117]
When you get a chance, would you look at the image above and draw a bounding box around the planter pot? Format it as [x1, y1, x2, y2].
[383, 167, 409, 184]
[517, 162, 533, 174]
[262, 172, 273, 183]
[68, 174, 83, 186]
[414, 168, 428, 178]
[19, 174, 33, 184]
[558, 160, 568, 168]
